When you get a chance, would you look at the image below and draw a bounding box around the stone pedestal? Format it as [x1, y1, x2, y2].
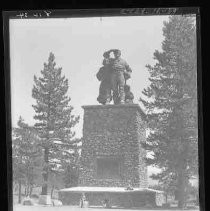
[58, 104, 164, 207]
[79, 104, 148, 188]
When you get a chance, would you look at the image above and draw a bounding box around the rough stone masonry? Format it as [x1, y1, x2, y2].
[79, 104, 148, 188]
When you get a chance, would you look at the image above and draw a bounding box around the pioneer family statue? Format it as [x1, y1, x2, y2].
[97, 49, 134, 105]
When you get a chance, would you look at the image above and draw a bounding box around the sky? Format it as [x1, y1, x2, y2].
[10, 15, 169, 135]
[10, 15, 169, 181]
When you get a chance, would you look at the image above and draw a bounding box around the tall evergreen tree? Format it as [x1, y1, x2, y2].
[12, 116, 41, 202]
[140, 15, 197, 208]
[62, 144, 80, 187]
[32, 53, 79, 195]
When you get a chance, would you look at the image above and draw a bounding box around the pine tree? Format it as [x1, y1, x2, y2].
[12, 116, 41, 202]
[140, 15, 197, 208]
[32, 52, 79, 195]
[62, 143, 80, 187]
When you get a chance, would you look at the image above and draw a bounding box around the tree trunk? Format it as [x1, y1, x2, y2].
[41, 147, 49, 195]
[25, 186, 27, 196]
[51, 185, 54, 199]
[29, 185, 33, 197]
[165, 193, 168, 204]
[18, 180, 22, 204]
[27, 183, 30, 196]
[177, 169, 187, 209]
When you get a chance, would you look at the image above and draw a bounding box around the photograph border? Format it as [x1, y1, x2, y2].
[3, 7, 203, 211]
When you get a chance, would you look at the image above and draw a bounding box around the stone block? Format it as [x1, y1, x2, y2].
[79, 104, 148, 188]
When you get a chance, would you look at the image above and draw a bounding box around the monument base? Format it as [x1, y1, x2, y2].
[38, 195, 52, 205]
[58, 186, 166, 207]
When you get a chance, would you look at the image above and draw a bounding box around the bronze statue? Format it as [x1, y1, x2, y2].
[97, 49, 134, 105]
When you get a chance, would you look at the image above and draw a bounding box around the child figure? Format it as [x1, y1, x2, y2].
[124, 84, 134, 103]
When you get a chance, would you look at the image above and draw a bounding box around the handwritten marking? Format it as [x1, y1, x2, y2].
[121, 8, 178, 15]
[44, 10, 52, 17]
[16, 10, 52, 18]
[33, 13, 42, 17]
[16, 12, 28, 19]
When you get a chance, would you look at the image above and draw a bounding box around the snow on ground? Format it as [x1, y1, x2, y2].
[13, 204, 199, 211]
[59, 186, 163, 193]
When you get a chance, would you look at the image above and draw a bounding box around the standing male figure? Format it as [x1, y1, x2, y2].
[96, 51, 113, 104]
[110, 49, 132, 104]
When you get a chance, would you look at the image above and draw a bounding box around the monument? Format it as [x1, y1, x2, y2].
[59, 49, 165, 207]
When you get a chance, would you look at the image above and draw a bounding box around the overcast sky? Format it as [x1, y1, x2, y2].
[10, 15, 169, 137]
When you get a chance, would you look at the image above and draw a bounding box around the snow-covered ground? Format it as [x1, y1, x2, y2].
[13, 204, 199, 211]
